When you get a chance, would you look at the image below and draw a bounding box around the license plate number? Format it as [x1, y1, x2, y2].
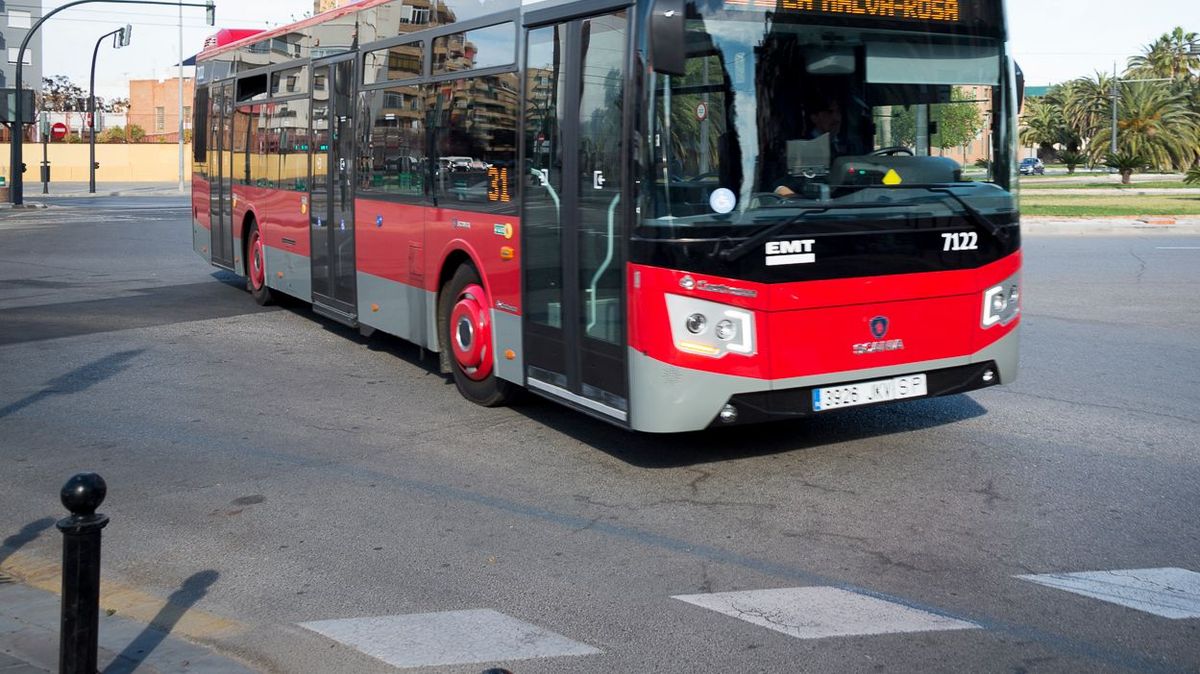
[812, 374, 928, 411]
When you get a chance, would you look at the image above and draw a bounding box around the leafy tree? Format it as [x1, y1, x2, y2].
[104, 98, 130, 114]
[40, 75, 87, 112]
[1087, 81, 1200, 171]
[1105, 151, 1145, 184]
[1127, 27, 1200, 82]
[1018, 97, 1065, 155]
[891, 87, 985, 152]
[1060, 73, 1114, 149]
[1058, 150, 1087, 174]
[127, 124, 146, 143]
[100, 126, 125, 143]
[1184, 166, 1200, 185]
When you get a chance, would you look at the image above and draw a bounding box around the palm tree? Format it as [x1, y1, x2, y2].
[1018, 97, 1065, 156]
[1060, 72, 1114, 148]
[1127, 27, 1200, 82]
[1087, 81, 1200, 171]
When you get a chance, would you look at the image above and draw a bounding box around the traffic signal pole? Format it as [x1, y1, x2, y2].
[89, 28, 124, 194]
[8, 0, 215, 205]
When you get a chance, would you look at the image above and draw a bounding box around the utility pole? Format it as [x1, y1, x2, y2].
[179, 1, 186, 193]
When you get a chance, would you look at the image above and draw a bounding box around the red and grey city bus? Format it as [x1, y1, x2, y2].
[191, 0, 1022, 432]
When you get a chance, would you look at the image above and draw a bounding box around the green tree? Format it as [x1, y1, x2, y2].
[1060, 73, 1113, 150]
[39, 75, 87, 111]
[1127, 27, 1200, 82]
[892, 87, 985, 152]
[100, 126, 125, 143]
[1058, 150, 1087, 174]
[1088, 81, 1200, 171]
[1105, 151, 1145, 185]
[127, 124, 146, 143]
[1018, 97, 1065, 155]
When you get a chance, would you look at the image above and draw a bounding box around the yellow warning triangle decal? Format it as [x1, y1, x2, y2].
[882, 169, 903, 185]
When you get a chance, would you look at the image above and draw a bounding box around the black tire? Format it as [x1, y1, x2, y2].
[439, 264, 517, 407]
[245, 220, 278, 306]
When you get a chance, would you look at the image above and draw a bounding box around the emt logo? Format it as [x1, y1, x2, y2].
[765, 239, 816, 266]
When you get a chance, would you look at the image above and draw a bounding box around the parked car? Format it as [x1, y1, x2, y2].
[1019, 157, 1045, 175]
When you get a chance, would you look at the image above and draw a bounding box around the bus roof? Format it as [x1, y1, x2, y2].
[197, 0, 394, 60]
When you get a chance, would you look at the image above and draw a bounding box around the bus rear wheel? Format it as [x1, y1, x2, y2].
[246, 220, 277, 306]
[440, 265, 516, 407]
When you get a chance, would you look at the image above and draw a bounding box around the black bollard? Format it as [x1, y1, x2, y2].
[56, 473, 109, 674]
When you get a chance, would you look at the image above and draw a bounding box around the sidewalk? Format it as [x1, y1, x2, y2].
[0, 574, 256, 674]
[22, 182, 187, 199]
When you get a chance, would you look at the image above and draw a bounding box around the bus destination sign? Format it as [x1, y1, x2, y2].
[723, 0, 961, 22]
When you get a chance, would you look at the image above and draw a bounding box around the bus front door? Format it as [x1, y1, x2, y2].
[309, 57, 358, 322]
[209, 81, 235, 270]
[522, 9, 631, 424]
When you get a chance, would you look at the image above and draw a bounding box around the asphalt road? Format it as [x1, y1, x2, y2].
[1, 198, 1198, 673]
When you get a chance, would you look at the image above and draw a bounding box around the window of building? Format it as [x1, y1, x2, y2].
[7, 48, 33, 65]
[8, 11, 32, 29]
[183, 106, 192, 130]
[432, 23, 515, 75]
[155, 107, 165, 132]
[364, 42, 423, 85]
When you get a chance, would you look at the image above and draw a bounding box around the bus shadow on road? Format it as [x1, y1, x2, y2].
[510, 394, 990, 468]
[275, 309, 989, 468]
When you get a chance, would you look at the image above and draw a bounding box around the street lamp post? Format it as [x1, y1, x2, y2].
[89, 26, 131, 194]
[8, 0, 215, 206]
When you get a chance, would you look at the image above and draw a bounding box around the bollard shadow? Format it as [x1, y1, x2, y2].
[103, 570, 220, 674]
[0, 350, 145, 420]
[0, 518, 56, 568]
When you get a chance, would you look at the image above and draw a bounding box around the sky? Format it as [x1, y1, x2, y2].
[29, 0, 1200, 99]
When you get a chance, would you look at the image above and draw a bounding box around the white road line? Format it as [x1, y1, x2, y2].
[1154, 246, 1200, 250]
[1017, 568, 1200, 619]
[299, 609, 600, 669]
[672, 587, 979, 640]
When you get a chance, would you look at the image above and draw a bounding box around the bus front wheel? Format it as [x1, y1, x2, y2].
[439, 265, 516, 407]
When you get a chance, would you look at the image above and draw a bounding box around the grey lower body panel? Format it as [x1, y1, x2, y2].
[491, 309, 523, 385]
[192, 220, 212, 264]
[264, 246, 313, 303]
[627, 327, 1020, 433]
[356, 272, 438, 351]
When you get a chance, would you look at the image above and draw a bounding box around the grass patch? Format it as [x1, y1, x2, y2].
[1021, 180, 1193, 190]
[1021, 193, 1200, 216]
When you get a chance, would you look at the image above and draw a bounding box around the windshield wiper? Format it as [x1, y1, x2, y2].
[923, 187, 1010, 242]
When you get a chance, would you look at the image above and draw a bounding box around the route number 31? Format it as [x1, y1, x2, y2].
[942, 231, 978, 251]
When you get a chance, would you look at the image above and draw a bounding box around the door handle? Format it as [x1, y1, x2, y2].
[593, 170, 605, 190]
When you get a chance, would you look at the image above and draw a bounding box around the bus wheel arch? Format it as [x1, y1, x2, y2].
[243, 214, 276, 306]
[436, 256, 516, 407]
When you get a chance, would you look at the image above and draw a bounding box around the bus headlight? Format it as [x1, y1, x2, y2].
[982, 273, 1020, 328]
[666, 294, 756, 358]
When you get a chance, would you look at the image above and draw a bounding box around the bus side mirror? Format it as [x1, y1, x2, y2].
[649, 0, 686, 76]
[1014, 60, 1025, 113]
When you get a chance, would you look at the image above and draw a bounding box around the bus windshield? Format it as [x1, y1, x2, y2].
[641, 8, 1017, 234]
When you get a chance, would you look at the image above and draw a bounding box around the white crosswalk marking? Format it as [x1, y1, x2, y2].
[1017, 567, 1200, 619]
[672, 587, 979, 640]
[299, 609, 600, 669]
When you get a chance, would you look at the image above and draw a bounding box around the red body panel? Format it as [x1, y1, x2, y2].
[630, 252, 1021, 381]
[223, 185, 523, 313]
[192, 176, 211, 230]
[424, 205, 521, 313]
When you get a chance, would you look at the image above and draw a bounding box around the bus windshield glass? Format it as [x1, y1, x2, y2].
[641, 4, 1016, 235]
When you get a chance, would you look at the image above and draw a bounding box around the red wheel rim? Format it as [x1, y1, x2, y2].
[249, 230, 265, 291]
[449, 283, 493, 381]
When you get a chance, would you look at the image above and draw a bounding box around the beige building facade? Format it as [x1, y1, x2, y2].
[128, 77, 196, 142]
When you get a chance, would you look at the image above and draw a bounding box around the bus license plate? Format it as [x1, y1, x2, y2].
[812, 374, 927, 411]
